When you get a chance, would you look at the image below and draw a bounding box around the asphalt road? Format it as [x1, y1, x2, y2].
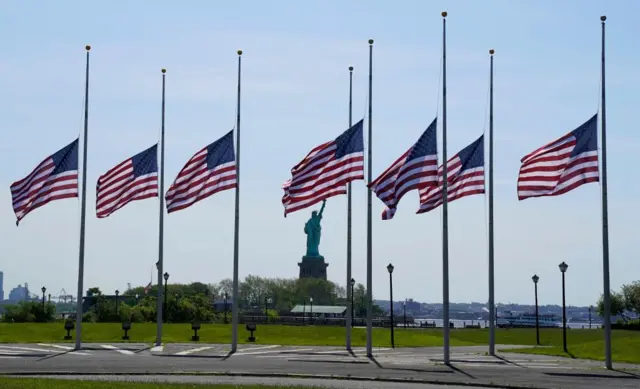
[15, 375, 501, 389]
[1, 343, 639, 389]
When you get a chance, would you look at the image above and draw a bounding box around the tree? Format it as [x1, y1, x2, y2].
[86, 287, 102, 297]
[596, 290, 627, 321]
[2, 301, 55, 323]
[621, 281, 640, 316]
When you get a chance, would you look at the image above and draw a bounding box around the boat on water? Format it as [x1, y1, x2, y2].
[497, 311, 559, 328]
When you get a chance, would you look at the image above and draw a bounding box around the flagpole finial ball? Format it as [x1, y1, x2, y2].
[600, 15, 606, 21]
[349, 66, 353, 71]
[489, 49, 495, 55]
[161, 68, 166, 74]
[237, 50, 243, 55]
[85, 45, 91, 51]
[442, 11, 447, 17]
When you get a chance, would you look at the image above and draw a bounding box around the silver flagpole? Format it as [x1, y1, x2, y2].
[365, 39, 374, 358]
[599, 15, 612, 370]
[74, 45, 91, 350]
[231, 49, 242, 352]
[488, 49, 496, 356]
[441, 11, 450, 365]
[155, 68, 167, 346]
[346, 65, 354, 350]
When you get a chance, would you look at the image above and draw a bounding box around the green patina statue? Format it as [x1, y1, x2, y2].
[304, 199, 326, 257]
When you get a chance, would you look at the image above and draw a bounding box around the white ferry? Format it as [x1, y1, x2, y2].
[498, 312, 559, 328]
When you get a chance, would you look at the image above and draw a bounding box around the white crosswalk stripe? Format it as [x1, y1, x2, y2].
[174, 346, 216, 356]
[100, 345, 135, 355]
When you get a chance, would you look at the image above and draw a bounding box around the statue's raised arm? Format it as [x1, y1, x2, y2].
[318, 199, 327, 218]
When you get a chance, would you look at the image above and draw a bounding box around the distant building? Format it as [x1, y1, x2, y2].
[0, 271, 3, 301]
[8, 284, 29, 302]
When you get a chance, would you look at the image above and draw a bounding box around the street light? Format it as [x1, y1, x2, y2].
[264, 297, 272, 323]
[532, 275, 540, 345]
[163, 272, 170, 322]
[224, 293, 229, 324]
[403, 301, 407, 328]
[115, 289, 120, 317]
[589, 305, 592, 329]
[41, 287, 46, 312]
[558, 261, 568, 352]
[387, 263, 395, 348]
[309, 297, 314, 324]
[350, 278, 355, 327]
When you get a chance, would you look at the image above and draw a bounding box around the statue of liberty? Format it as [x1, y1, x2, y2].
[304, 199, 326, 257]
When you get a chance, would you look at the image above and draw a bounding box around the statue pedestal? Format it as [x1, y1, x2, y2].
[298, 256, 328, 280]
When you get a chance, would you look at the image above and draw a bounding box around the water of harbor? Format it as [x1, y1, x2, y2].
[413, 318, 603, 329]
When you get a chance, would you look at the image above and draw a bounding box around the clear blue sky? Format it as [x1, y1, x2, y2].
[1, 0, 638, 307]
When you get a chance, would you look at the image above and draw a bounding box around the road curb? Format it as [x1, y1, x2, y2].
[0, 371, 548, 389]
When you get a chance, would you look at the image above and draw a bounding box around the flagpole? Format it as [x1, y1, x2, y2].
[441, 11, 450, 365]
[231, 49, 242, 352]
[488, 49, 496, 356]
[155, 68, 167, 347]
[74, 45, 91, 350]
[346, 65, 354, 350]
[599, 15, 612, 370]
[365, 38, 374, 358]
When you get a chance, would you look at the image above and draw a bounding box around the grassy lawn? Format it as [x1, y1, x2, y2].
[0, 323, 470, 347]
[0, 377, 316, 389]
[504, 329, 640, 364]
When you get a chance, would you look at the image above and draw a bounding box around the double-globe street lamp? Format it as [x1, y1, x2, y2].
[532, 275, 540, 345]
[559, 261, 569, 353]
[387, 263, 395, 349]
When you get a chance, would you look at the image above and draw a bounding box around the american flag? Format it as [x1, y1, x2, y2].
[166, 130, 236, 213]
[96, 144, 158, 218]
[10, 139, 79, 226]
[369, 118, 438, 220]
[282, 120, 364, 216]
[144, 282, 152, 295]
[418, 134, 485, 213]
[518, 114, 599, 200]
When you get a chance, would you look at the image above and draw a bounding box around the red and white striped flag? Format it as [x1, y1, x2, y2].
[282, 120, 364, 216]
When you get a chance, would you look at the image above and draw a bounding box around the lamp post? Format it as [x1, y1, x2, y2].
[115, 289, 120, 317]
[135, 293, 139, 303]
[350, 278, 355, 327]
[589, 305, 592, 329]
[387, 263, 395, 348]
[224, 293, 229, 324]
[302, 300, 306, 326]
[559, 261, 568, 352]
[265, 297, 272, 323]
[403, 301, 407, 328]
[41, 287, 46, 311]
[310, 297, 314, 324]
[531, 275, 540, 345]
[163, 272, 169, 322]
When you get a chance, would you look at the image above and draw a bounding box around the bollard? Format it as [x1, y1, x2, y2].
[191, 322, 201, 341]
[246, 323, 257, 342]
[64, 320, 74, 340]
[122, 322, 131, 340]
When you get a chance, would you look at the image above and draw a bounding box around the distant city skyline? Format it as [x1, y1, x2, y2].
[2, 1, 639, 307]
